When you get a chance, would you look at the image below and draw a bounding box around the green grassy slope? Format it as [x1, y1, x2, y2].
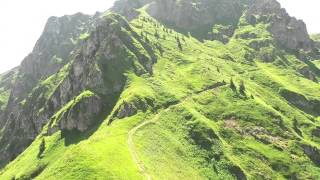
[314, 60, 320, 69]
[1, 9, 320, 180]
[311, 34, 320, 42]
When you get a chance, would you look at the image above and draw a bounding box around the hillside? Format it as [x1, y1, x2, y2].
[0, 0, 320, 179]
[312, 34, 320, 50]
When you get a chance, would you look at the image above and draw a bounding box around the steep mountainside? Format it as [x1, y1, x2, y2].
[0, 0, 320, 179]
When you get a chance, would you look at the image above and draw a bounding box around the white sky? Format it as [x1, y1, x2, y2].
[0, 0, 116, 73]
[0, 0, 319, 73]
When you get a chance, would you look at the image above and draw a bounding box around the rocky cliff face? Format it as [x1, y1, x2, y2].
[246, 0, 314, 51]
[113, 0, 315, 52]
[0, 11, 155, 167]
[9, 13, 94, 105]
[147, 0, 247, 39]
[0, 13, 98, 167]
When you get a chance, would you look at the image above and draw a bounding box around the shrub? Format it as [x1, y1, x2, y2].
[38, 138, 46, 158]
[239, 80, 246, 95]
[230, 78, 236, 91]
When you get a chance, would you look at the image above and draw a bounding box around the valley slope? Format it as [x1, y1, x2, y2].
[1, 0, 320, 179]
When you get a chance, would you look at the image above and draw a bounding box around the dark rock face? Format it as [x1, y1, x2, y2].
[312, 127, 320, 138]
[209, 24, 235, 43]
[229, 165, 247, 180]
[298, 66, 318, 82]
[303, 145, 320, 166]
[112, 97, 152, 120]
[279, 88, 320, 116]
[247, 0, 314, 51]
[59, 93, 104, 132]
[147, 0, 246, 38]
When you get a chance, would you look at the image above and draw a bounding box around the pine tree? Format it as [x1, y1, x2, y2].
[230, 78, 236, 91]
[154, 31, 160, 39]
[182, 36, 186, 42]
[177, 38, 183, 51]
[239, 80, 246, 95]
[38, 138, 46, 158]
[145, 36, 150, 43]
[216, 66, 220, 73]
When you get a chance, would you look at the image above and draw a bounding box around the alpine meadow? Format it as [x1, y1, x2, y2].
[1, 0, 320, 179]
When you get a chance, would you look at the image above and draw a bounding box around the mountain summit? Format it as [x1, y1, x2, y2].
[0, 0, 320, 179]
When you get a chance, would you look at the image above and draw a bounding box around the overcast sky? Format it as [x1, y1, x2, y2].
[0, 0, 319, 73]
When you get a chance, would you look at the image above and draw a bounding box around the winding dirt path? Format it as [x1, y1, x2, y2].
[127, 82, 226, 179]
[128, 114, 160, 180]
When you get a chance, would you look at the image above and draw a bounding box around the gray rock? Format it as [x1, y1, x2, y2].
[303, 145, 320, 166]
[298, 66, 318, 82]
[59, 93, 104, 132]
[247, 0, 314, 51]
[147, 0, 246, 39]
[280, 88, 320, 116]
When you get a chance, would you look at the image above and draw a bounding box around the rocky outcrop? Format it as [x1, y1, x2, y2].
[47, 13, 155, 113]
[48, 91, 104, 133]
[147, 0, 246, 39]
[0, 12, 157, 168]
[246, 0, 314, 51]
[279, 88, 320, 116]
[298, 66, 318, 82]
[303, 145, 320, 166]
[60, 93, 103, 132]
[312, 127, 320, 138]
[209, 24, 235, 44]
[8, 13, 94, 106]
[112, 97, 153, 121]
[0, 13, 98, 168]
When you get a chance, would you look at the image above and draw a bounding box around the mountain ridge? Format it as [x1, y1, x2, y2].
[0, 0, 320, 179]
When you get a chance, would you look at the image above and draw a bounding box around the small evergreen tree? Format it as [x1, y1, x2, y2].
[239, 80, 246, 95]
[38, 138, 46, 158]
[182, 36, 186, 42]
[145, 36, 150, 43]
[154, 31, 160, 39]
[177, 38, 183, 51]
[230, 78, 236, 91]
[293, 118, 302, 137]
